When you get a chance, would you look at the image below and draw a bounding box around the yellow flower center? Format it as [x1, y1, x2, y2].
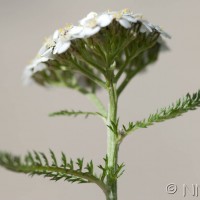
[114, 12, 122, 20]
[88, 18, 97, 28]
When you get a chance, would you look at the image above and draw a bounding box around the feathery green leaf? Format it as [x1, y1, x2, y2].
[0, 151, 109, 195]
[49, 110, 101, 118]
[123, 90, 200, 135]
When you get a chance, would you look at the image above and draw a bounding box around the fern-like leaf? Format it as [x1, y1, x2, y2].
[49, 110, 101, 118]
[123, 90, 200, 135]
[0, 151, 108, 195]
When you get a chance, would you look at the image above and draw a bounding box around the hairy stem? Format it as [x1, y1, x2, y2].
[106, 81, 119, 200]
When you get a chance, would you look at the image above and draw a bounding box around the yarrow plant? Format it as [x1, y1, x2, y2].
[0, 9, 200, 200]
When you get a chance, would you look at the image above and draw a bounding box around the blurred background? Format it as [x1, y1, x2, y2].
[0, 0, 200, 199]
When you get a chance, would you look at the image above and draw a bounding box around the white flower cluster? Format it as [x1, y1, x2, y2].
[23, 9, 170, 84]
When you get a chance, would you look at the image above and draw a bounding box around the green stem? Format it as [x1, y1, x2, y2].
[106, 81, 119, 200]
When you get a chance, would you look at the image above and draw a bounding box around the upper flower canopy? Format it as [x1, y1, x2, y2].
[23, 9, 170, 93]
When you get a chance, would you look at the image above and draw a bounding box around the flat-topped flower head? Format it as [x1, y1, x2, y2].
[23, 9, 171, 93]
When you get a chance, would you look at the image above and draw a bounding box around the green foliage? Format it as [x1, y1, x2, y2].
[98, 156, 125, 183]
[122, 90, 200, 135]
[0, 150, 127, 195]
[107, 118, 120, 135]
[32, 21, 163, 96]
[2, 10, 200, 199]
[49, 109, 101, 118]
[0, 150, 108, 191]
[116, 41, 161, 96]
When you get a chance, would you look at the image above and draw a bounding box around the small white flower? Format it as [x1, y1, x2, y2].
[118, 18, 132, 29]
[68, 26, 84, 38]
[33, 62, 47, 72]
[78, 12, 102, 37]
[78, 11, 117, 38]
[151, 25, 171, 39]
[79, 12, 98, 27]
[53, 30, 59, 40]
[112, 9, 142, 29]
[38, 30, 58, 58]
[23, 60, 47, 85]
[53, 39, 71, 54]
[23, 65, 34, 85]
[53, 28, 71, 54]
[139, 21, 171, 39]
[34, 56, 49, 64]
[113, 11, 131, 29]
[96, 13, 113, 27]
[38, 43, 53, 58]
[78, 26, 101, 38]
[157, 37, 170, 51]
[122, 14, 138, 23]
[139, 20, 153, 33]
[30, 58, 47, 73]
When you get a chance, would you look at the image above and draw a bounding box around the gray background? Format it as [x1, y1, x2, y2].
[0, 0, 200, 199]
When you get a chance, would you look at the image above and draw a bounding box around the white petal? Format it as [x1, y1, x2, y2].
[24, 64, 34, 75]
[154, 26, 171, 39]
[22, 64, 35, 85]
[34, 63, 47, 72]
[158, 37, 170, 51]
[57, 41, 71, 54]
[97, 14, 113, 27]
[161, 31, 171, 39]
[34, 57, 49, 64]
[132, 13, 144, 21]
[79, 26, 100, 38]
[53, 30, 59, 40]
[122, 15, 137, 23]
[53, 40, 62, 54]
[87, 12, 98, 19]
[140, 20, 152, 33]
[22, 62, 47, 85]
[38, 44, 47, 56]
[118, 18, 131, 28]
[68, 26, 84, 36]
[41, 48, 53, 58]
[79, 12, 97, 26]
